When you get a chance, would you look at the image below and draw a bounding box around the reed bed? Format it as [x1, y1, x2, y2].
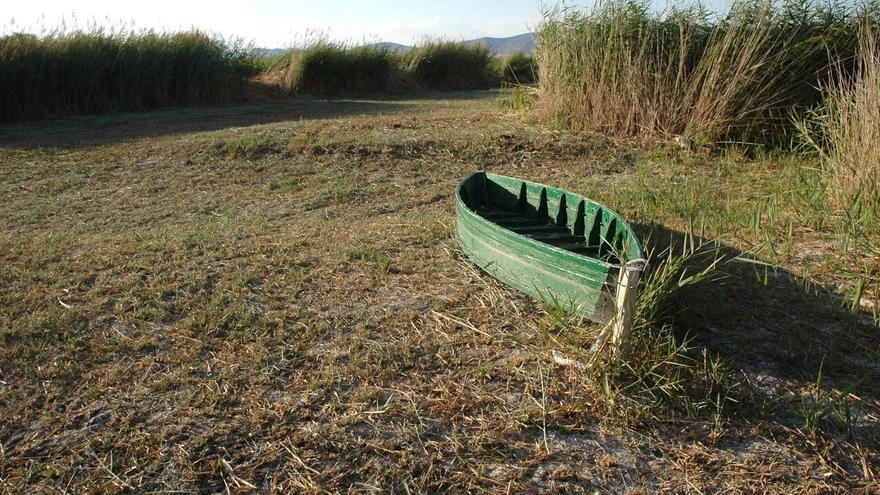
[0, 30, 258, 122]
[280, 42, 394, 95]
[400, 40, 493, 89]
[500, 51, 537, 84]
[535, 0, 869, 146]
[275, 39, 497, 95]
[801, 25, 880, 216]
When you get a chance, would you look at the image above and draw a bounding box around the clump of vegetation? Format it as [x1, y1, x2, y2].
[499, 84, 539, 112]
[401, 40, 494, 89]
[273, 39, 498, 95]
[539, 235, 742, 423]
[0, 30, 258, 122]
[500, 51, 537, 84]
[605, 239, 737, 420]
[280, 42, 395, 95]
[800, 24, 880, 221]
[535, 0, 869, 147]
[1, 30, 506, 116]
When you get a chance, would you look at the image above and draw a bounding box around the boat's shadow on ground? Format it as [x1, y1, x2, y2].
[632, 222, 879, 422]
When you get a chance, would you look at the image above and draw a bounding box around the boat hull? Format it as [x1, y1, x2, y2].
[455, 172, 644, 322]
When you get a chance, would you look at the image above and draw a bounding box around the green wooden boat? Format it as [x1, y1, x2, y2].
[456, 172, 646, 328]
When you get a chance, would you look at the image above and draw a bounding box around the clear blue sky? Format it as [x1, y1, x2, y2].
[4, 0, 729, 47]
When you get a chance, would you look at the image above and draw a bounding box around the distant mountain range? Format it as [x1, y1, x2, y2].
[468, 33, 536, 55]
[255, 33, 536, 58]
[378, 33, 536, 56]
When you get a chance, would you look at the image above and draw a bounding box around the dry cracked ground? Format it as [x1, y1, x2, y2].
[1, 91, 878, 493]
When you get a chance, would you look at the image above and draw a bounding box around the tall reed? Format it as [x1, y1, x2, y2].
[280, 42, 394, 95]
[801, 25, 880, 216]
[535, 0, 863, 146]
[401, 40, 493, 89]
[275, 39, 497, 94]
[0, 30, 257, 122]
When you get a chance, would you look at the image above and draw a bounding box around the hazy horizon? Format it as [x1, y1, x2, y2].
[3, 0, 545, 48]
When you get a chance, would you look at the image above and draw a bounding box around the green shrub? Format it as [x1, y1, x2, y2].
[401, 40, 493, 89]
[281, 42, 394, 95]
[0, 30, 258, 122]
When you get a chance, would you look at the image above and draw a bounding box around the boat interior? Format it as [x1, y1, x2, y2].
[463, 174, 634, 264]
